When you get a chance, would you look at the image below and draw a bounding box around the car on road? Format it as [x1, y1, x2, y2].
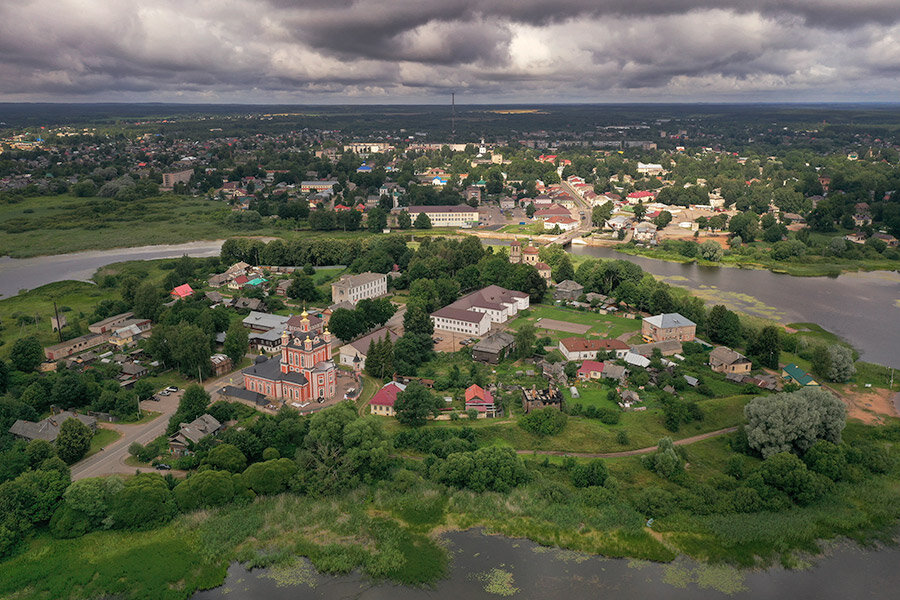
[155, 464, 171, 470]
[164, 386, 178, 393]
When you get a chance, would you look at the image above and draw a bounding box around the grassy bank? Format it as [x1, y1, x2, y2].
[5, 416, 899, 600]
[0, 194, 287, 258]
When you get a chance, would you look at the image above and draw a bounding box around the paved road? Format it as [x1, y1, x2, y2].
[514, 426, 738, 459]
[71, 368, 251, 480]
[71, 391, 182, 480]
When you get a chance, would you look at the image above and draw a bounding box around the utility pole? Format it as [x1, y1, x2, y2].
[52, 300, 63, 343]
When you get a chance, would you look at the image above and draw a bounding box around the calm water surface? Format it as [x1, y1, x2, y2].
[0, 240, 225, 300]
[193, 529, 900, 600]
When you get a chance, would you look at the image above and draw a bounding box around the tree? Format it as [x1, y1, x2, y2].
[393, 332, 434, 375]
[824, 344, 856, 382]
[10, 337, 43, 372]
[133, 379, 155, 401]
[632, 201, 647, 221]
[403, 303, 434, 336]
[132, 282, 163, 320]
[0, 359, 8, 393]
[414, 212, 432, 229]
[63, 476, 123, 528]
[367, 206, 388, 232]
[204, 443, 247, 473]
[174, 469, 237, 511]
[398, 210, 412, 229]
[394, 381, 442, 427]
[654, 210, 672, 228]
[526, 203, 536, 218]
[571, 459, 609, 488]
[113, 390, 139, 420]
[641, 437, 684, 479]
[699, 240, 723, 261]
[171, 324, 212, 378]
[513, 324, 536, 359]
[223, 320, 249, 365]
[553, 254, 575, 283]
[167, 385, 210, 435]
[744, 387, 847, 458]
[706, 304, 741, 346]
[728, 211, 758, 242]
[430, 446, 529, 493]
[591, 202, 612, 227]
[748, 325, 781, 369]
[287, 274, 318, 302]
[110, 473, 176, 530]
[56, 418, 92, 464]
[327, 307, 362, 341]
[294, 403, 392, 495]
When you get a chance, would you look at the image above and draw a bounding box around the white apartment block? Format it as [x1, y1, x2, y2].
[405, 205, 479, 228]
[331, 272, 388, 305]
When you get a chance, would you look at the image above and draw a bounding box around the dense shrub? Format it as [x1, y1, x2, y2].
[571, 459, 609, 488]
[519, 408, 567, 437]
[110, 473, 177, 530]
[430, 447, 530, 493]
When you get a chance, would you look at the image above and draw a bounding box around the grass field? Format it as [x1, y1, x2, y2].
[505, 304, 642, 344]
[0, 194, 290, 258]
[86, 428, 122, 458]
[476, 394, 751, 454]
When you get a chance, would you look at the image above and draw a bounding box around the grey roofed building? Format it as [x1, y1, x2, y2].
[709, 346, 752, 369]
[472, 330, 516, 364]
[218, 385, 267, 406]
[242, 354, 309, 387]
[601, 363, 626, 381]
[120, 362, 148, 377]
[242, 311, 290, 332]
[624, 352, 651, 368]
[9, 411, 97, 442]
[233, 297, 265, 311]
[168, 414, 222, 454]
[208, 273, 229, 288]
[643, 313, 696, 329]
[205, 290, 225, 304]
[630, 340, 683, 357]
[683, 375, 699, 387]
[554, 279, 584, 301]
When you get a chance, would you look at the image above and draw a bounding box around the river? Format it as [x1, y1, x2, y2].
[0, 240, 226, 300]
[487, 240, 900, 368]
[567, 245, 900, 368]
[193, 529, 900, 600]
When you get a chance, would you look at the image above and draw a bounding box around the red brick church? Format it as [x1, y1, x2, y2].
[241, 310, 337, 404]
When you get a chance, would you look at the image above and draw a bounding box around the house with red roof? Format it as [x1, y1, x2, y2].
[369, 381, 406, 417]
[228, 275, 249, 290]
[577, 360, 605, 381]
[626, 191, 656, 204]
[534, 204, 570, 218]
[170, 284, 194, 300]
[543, 215, 579, 231]
[464, 384, 498, 418]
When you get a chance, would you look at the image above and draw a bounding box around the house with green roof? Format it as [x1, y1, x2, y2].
[781, 363, 819, 387]
[245, 277, 268, 287]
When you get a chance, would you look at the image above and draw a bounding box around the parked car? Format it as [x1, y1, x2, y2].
[159, 390, 170, 396]
[164, 386, 178, 393]
[155, 464, 171, 471]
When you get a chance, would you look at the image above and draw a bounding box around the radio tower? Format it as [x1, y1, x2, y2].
[451, 92, 456, 140]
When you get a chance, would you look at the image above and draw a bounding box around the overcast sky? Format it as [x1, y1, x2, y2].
[2, 0, 900, 103]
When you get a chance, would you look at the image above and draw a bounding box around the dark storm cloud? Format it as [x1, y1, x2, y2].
[0, 0, 898, 102]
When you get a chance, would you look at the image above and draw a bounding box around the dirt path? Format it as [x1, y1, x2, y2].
[823, 383, 899, 425]
[514, 426, 738, 458]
